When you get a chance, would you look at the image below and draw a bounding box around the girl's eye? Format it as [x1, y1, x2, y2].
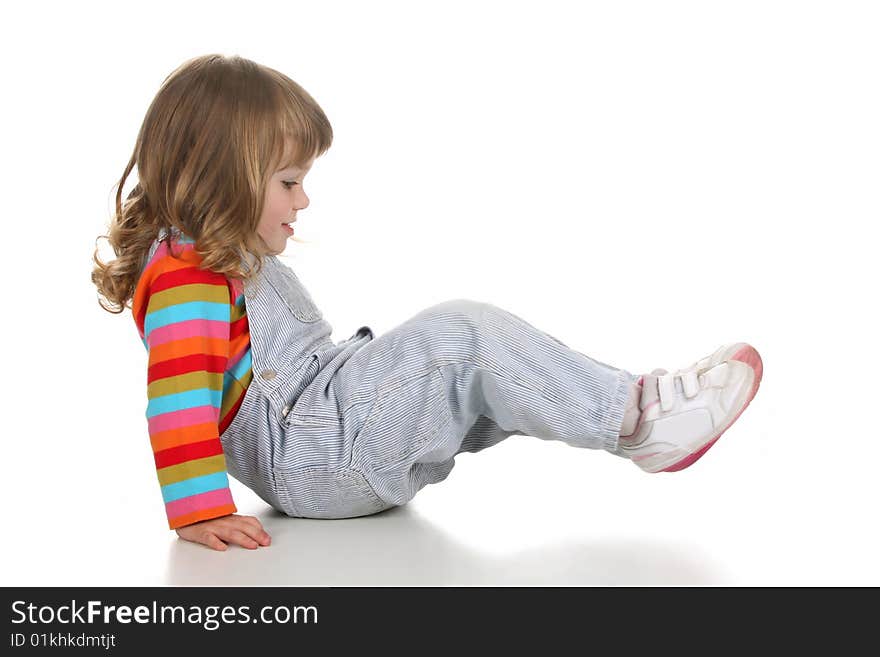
[282, 181, 299, 189]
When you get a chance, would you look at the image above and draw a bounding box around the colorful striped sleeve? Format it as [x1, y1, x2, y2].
[139, 249, 238, 530]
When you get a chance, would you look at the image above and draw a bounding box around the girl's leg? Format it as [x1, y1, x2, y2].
[350, 299, 639, 506]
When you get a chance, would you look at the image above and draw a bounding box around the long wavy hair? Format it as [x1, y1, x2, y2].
[91, 53, 333, 313]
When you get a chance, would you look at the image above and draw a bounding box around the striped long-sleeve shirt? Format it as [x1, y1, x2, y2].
[131, 232, 253, 530]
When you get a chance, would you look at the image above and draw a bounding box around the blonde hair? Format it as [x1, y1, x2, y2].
[91, 53, 333, 313]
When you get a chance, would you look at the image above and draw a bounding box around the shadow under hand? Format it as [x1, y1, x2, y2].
[165, 504, 727, 585]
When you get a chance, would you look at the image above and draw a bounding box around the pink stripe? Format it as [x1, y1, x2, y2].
[166, 488, 233, 519]
[148, 241, 171, 264]
[147, 319, 229, 348]
[227, 343, 248, 371]
[146, 239, 194, 268]
[230, 277, 244, 298]
[149, 405, 220, 434]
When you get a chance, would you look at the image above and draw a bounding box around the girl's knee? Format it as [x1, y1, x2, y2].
[403, 299, 489, 361]
[423, 298, 491, 324]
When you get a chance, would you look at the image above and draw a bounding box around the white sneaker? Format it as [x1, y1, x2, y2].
[618, 342, 763, 473]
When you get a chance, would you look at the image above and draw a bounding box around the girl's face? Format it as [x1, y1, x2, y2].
[257, 155, 315, 254]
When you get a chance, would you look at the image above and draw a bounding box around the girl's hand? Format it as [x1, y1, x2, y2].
[175, 514, 272, 551]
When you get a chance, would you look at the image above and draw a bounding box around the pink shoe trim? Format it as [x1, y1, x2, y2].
[660, 344, 763, 473]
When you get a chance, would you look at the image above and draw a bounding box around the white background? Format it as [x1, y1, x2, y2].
[3, 0, 878, 585]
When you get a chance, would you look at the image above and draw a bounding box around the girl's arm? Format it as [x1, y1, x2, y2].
[134, 246, 240, 533]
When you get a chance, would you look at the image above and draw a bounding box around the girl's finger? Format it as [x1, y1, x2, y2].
[242, 524, 272, 546]
[229, 517, 271, 545]
[201, 531, 228, 551]
[222, 529, 259, 549]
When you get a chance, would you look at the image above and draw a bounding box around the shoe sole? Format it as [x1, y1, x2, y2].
[658, 343, 763, 472]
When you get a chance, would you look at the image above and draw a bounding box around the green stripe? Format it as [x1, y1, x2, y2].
[148, 371, 225, 399]
[157, 454, 227, 486]
[148, 283, 229, 313]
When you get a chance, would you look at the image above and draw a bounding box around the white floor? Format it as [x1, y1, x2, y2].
[8, 369, 879, 586]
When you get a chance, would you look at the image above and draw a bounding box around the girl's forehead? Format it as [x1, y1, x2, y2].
[276, 154, 315, 173]
[276, 161, 312, 174]
[276, 141, 315, 172]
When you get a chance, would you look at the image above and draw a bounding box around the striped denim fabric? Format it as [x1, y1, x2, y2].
[219, 253, 638, 518]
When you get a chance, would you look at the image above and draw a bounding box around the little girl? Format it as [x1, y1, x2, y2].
[92, 54, 763, 552]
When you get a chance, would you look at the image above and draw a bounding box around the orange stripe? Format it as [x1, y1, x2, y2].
[150, 336, 229, 362]
[168, 503, 238, 530]
[229, 334, 250, 352]
[134, 249, 208, 318]
[132, 272, 154, 321]
[150, 422, 220, 452]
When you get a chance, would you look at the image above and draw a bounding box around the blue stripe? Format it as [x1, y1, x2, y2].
[144, 301, 229, 338]
[147, 388, 222, 418]
[229, 349, 252, 381]
[160, 471, 230, 504]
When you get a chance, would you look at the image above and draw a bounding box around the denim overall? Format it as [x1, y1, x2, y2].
[210, 249, 638, 519]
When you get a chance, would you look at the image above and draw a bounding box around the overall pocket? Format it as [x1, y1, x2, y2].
[352, 368, 454, 471]
[273, 465, 394, 519]
[278, 355, 340, 429]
